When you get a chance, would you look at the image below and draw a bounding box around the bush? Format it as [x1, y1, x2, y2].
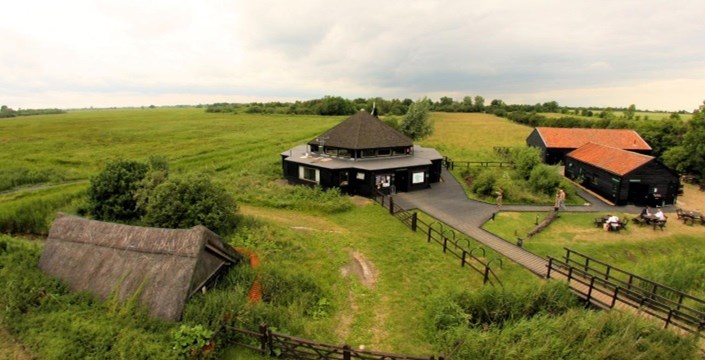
[528, 165, 562, 196]
[87, 160, 149, 222]
[510, 147, 542, 179]
[143, 174, 239, 235]
[471, 170, 498, 197]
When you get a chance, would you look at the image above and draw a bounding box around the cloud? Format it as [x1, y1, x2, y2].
[1, 0, 704, 110]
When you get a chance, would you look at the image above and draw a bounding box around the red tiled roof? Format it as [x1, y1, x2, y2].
[536, 127, 652, 150]
[566, 142, 654, 176]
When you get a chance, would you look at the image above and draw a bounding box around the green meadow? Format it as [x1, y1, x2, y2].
[0, 108, 701, 359]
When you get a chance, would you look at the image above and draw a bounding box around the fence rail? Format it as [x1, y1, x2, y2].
[546, 248, 705, 335]
[225, 324, 442, 360]
[373, 191, 502, 286]
[443, 156, 513, 171]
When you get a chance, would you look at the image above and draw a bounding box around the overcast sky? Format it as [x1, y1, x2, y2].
[2, 0, 704, 111]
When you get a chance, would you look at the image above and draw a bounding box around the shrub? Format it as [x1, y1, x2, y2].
[87, 160, 149, 222]
[143, 174, 239, 235]
[510, 147, 542, 179]
[471, 170, 498, 196]
[528, 165, 562, 196]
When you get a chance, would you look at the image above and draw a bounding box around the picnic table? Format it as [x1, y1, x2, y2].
[632, 213, 667, 230]
[594, 215, 627, 232]
[676, 209, 704, 225]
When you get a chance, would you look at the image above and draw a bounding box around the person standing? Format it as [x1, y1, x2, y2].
[495, 188, 503, 208]
[555, 188, 566, 211]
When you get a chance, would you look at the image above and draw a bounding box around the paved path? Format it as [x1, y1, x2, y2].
[393, 169, 645, 277]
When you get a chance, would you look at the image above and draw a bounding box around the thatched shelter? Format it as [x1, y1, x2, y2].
[39, 213, 241, 321]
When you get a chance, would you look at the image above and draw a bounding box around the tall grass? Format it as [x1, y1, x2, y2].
[0, 183, 86, 235]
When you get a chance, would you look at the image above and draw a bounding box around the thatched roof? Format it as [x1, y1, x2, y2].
[39, 213, 241, 321]
[308, 110, 413, 149]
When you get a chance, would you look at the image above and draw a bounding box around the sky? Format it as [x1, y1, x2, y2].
[2, 0, 704, 111]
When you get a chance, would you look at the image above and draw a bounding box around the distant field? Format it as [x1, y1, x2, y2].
[419, 112, 533, 160]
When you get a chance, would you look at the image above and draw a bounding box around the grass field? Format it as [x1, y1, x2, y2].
[1, 108, 702, 359]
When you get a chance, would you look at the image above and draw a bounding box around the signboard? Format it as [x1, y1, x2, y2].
[412, 172, 425, 184]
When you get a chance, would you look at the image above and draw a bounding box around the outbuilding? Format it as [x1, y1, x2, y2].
[564, 143, 679, 206]
[281, 110, 443, 197]
[526, 127, 652, 164]
[39, 213, 242, 321]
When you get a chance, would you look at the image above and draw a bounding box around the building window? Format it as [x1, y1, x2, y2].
[299, 166, 320, 183]
[377, 149, 391, 156]
[337, 149, 351, 158]
[393, 148, 406, 156]
[340, 171, 349, 186]
[310, 144, 319, 153]
[362, 149, 376, 158]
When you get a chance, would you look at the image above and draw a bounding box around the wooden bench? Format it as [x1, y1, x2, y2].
[653, 220, 667, 230]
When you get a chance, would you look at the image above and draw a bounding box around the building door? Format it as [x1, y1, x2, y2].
[627, 182, 649, 205]
[395, 169, 409, 192]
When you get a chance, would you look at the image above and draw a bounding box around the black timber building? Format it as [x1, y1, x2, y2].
[281, 110, 443, 197]
[564, 143, 679, 206]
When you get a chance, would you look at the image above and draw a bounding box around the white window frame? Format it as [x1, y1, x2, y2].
[299, 166, 320, 183]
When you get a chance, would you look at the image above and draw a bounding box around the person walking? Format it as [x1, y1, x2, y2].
[495, 188, 503, 208]
[555, 188, 566, 211]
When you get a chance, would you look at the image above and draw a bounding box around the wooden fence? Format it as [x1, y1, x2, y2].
[373, 192, 502, 286]
[224, 324, 443, 360]
[443, 156, 513, 171]
[547, 248, 705, 335]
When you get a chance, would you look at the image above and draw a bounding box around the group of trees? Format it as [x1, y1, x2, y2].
[0, 105, 65, 118]
[206, 96, 414, 117]
[87, 157, 239, 235]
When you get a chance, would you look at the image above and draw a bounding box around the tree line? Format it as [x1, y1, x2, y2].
[0, 105, 65, 118]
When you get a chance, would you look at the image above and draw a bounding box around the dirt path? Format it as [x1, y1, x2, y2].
[0, 327, 32, 360]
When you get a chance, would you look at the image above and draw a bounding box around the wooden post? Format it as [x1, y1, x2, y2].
[389, 196, 394, 214]
[546, 258, 553, 279]
[568, 267, 574, 281]
[461, 250, 466, 267]
[611, 287, 620, 308]
[583, 257, 589, 273]
[585, 276, 596, 307]
[259, 324, 268, 355]
[411, 212, 418, 232]
[342, 345, 351, 360]
[665, 309, 674, 329]
[443, 237, 448, 253]
[651, 283, 658, 300]
[605, 265, 611, 280]
[677, 293, 684, 311]
[628, 274, 634, 290]
[483, 266, 490, 284]
[427, 227, 432, 243]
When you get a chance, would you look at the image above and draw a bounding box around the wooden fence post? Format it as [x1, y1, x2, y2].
[427, 227, 432, 243]
[585, 276, 596, 307]
[483, 266, 490, 284]
[461, 250, 466, 267]
[443, 237, 448, 253]
[411, 212, 418, 232]
[665, 309, 674, 329]
[611, 287, 620, 308]
[389, 196, 394, 214]
[259, 323, 268, 355]
[342, 344, 351, 360]
[546, 258, 553, 279]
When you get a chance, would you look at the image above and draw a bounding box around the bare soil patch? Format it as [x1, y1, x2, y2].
[350, 196, 372, 207]
[340, 251, 378, 288]
[0, 327, 32, 360]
